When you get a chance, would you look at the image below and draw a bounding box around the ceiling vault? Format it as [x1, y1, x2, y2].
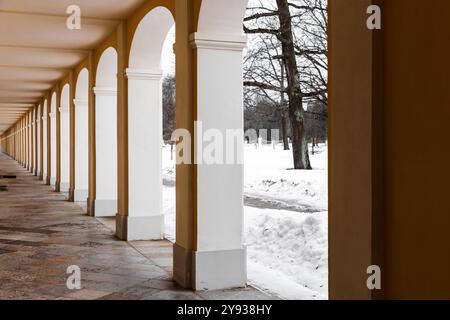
[0, 10, 122, 24]
[0, 0, 148, 135]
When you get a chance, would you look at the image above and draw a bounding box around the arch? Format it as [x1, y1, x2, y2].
[50, 92, 57, 186]
[73, 68, 89, 202]
[197, 0, 248, 34]
[120, 6, 175, 241]
[129, 6, 174, 70]
[96, 47, 118, 88]
[59, 83, 70, 192]
[75, 69, 89, 100]
[93, 47, 118, 216]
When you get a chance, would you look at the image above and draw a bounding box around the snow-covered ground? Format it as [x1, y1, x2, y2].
[162, 143, 328, 300]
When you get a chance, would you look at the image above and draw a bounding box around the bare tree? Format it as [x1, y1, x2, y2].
[243, 0, 328, 169]
[163, 75, 176, 141]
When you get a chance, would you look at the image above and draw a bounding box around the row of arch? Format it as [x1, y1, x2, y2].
[0, 0, 250, 291]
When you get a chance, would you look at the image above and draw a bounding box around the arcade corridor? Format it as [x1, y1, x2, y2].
[0, 152, 271, 300]
[2, 0, 450, 300]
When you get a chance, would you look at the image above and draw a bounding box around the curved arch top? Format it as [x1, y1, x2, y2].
[129, 6, 174, 70]
[50, 92, 57, 113]
[75, 68, 89, 101]
[197, 0, 248, 35]
[60, 84, 70, 110]
[96, 47, 118, 88]
[43, 99, 48, 113]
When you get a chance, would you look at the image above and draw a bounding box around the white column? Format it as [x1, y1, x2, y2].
[191, 33, 247, 290]
[26, 118, 30, 169]
[60, 107, 70, 192]
[32, 116, 36, 175]
[74, 99, 89, 202]
[29, 114, 32, 170]
[122, 68, 163, 241]
[50, 112, 57, 186]
[94, 87, 118, 216]
[36, 116, 41, 177]
[43, 114, 48, 180]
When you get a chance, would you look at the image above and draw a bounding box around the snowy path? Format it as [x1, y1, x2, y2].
[165, 176, 320, 213]
[244, 194, 322, 213]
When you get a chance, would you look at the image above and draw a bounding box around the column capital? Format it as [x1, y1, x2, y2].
[59, 107, 69, 113]
[189, 32, 247, 51]
[73, 99, 88, 107]
[93, 87, 117, 96]
[125, 68, 163, 81]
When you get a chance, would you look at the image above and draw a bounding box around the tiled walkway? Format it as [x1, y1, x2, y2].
[0, 152, 272, 300]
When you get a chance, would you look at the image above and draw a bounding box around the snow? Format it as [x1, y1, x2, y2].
[162, 143, 328, 300]
[245, 207, 328, 300]
[244, 144, 327, 213]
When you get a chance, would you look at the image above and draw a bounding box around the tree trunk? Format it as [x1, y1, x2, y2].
[276, 0, 311, 169]
[289, 106, 311, 169]
[280, 111, 290, 150]
[279, 59, 290, 151]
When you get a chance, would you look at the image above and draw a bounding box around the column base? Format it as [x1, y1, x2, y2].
[60, 182, 70, 192]
[87, 197, 95, 217]
[173, 243, 193, 289]
[71, 189, 88, 202]
[68, 188, 74, 202]
[115, 214, 164, 241]
[173, 245, 247, 291]
[55, 181, 60, 192]
[91, 199, 117, 217]
[50, 177, 56, 186]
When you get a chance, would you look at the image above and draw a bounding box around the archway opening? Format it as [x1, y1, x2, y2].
[60, 83, 70, 193]
[193, 0, 329, 298]
[74, 68, 89, 204]
[162, 25, 176, 242]
[94, 47, 118, 217]
[36, 103, 41, 177]
[50, 92, 57, 186]
[42, 99, 48, 182]
[126, 6, 175, 241]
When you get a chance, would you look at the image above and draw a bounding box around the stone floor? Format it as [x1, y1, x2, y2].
[0, 152, 273, 300]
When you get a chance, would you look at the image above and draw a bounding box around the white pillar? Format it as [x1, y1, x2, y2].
[74, 99, 89, 202]
[50, 112, 57, 186]
[26, 118, 30, 170]
[36, 115, 41, 177]
[191, 33, 247, 290]
[43, 114, 48, 181]
[121, 68, 163, 241]
[60, 107, 70, 192]
[94, 87, 118, 216]
[32, 115, 36, 175]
